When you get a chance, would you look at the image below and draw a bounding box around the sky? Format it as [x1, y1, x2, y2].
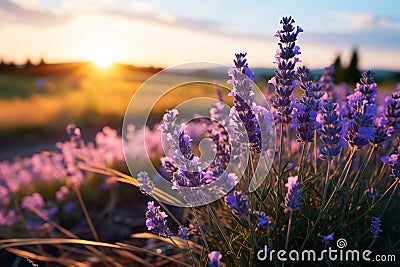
[0, 0, 400, 70]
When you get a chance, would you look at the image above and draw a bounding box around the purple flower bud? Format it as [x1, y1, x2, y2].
[253, 211, 273, 230]
[282, 176, 303, 213]
[319, 233, 334, 244]
[381, 152, 400, 180]
[145, 201, 171, 237]
[370, 216, 382, 238]
[137, 171, 154, 194]
[270, 16, 303, 123]
[365, 187, 381, 199]
[208, 251, 224, 267]
[178, 225, 189, 240]
[225, 191, 250, 219]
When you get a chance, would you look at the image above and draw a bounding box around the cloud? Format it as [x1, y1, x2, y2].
[0, 0, 72, 27]
[325, 10, 400, 32]
[103, 8, 222, 34]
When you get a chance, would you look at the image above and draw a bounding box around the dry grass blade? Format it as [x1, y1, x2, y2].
[6, 247, 89, 267]
[113, 249, 154, 267]
[131, 232, 203, 253]
[0, 238, 121, 249]
[116, 242, 192, 267]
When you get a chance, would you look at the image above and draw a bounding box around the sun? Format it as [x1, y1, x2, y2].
[82, 43, 120, 69]
[91, 54, 115, 68]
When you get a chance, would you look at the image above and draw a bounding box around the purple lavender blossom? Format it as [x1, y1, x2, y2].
[370, 216, 382, 238]
[234, 52, 254, 81]
[269, 16, 303, 123]
[160, 157, 178, 181]
[225, 191, 250, 219]
[22, 192, 45, 210]
[229, 91, 262, 152]
[292, 101, 317, 143]
[292, 66, 318, 143]
[253, 211, 273, 230]
[178, 131, 195, 160]
[282, 176, 303, 213]
[228, 53, 262, 152]
[208, 251, 224, 267]
[381, 152, 400, 180]
[344, 86, 376, 150]
[137, 171, 154, 194]
[206, 122, 231, 176]
[319, 64, 335, 101]
[365, 187, 381, 199]
[384, 90, 400, 134]
[145, 201, 171, 237]
[355, 70, 378, 105]
[319, 101, 344, 160]
[178, 225, 189, 240]
[66, 123, 84, 148]
[0, 209, 16, 226]
[319, 233, 334, 245]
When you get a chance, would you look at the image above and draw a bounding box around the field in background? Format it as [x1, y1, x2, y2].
[0, 63, 233, 159]
[0, 62, 398, 160]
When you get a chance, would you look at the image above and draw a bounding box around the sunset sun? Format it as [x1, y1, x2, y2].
[82, 43, 121, 68]
[91, 54, 115, 68]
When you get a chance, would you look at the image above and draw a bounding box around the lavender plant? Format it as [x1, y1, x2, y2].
[1, 15, 400, 267]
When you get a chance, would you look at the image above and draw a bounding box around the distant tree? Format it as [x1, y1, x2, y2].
[346, 48, 361, 85]
[24, 58, 34, 68]
[333, 54, 345, 82]
[0, 59, 16, 70]
[39, 57, 46, 66]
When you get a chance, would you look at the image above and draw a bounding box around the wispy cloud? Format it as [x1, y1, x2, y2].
[324, 10, 400, 32]
[0, 0, 72, 27]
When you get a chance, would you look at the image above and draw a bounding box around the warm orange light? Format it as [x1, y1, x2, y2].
[82, 43, 119, 69]
[91, 55, 114, 68]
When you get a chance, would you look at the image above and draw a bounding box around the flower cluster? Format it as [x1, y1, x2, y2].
[282, 176, 303, 213]
[344, 72, 377, 150]
[291, 67, 318, 143]
[208, 251, 224, 267]
[269, 16, 303, 123]
[253, 211, 273, 230]
[145, 201, 171, 237]
[319, 64, 336, 101]
[319, 101, 345, 160]
[319, 233, 334, 245]
[224, 191, 250, 219]
[137, 171, 154, 195]
[370, 216, 382, 238]
[228, 54, 261, 152]
[381, 151, 400, 180]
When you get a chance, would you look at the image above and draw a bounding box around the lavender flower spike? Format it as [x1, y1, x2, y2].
[253, 211, 273, 230]
[381, 151, 400, 180]
[282, 176, 303, 213]
[224, 190, 250, 219]
[178, 225, 189, 240]
[145, 201, 171, 237]
[319, 233, 334, 245]
[370, 216, 382, 238]
[270, 16, 303, 123]
[137, 171, 154, 195]
[319, 101, 344, 160]
[208, 251, 224, 267]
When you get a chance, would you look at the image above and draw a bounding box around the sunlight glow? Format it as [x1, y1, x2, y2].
[91, 54, 115, 68]
[81, 40, 122, 69]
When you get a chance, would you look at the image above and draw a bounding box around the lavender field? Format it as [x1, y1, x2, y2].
[1, 5, 400, 267]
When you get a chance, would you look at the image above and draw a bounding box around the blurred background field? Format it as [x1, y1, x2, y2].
[0, 59, 399, 161]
